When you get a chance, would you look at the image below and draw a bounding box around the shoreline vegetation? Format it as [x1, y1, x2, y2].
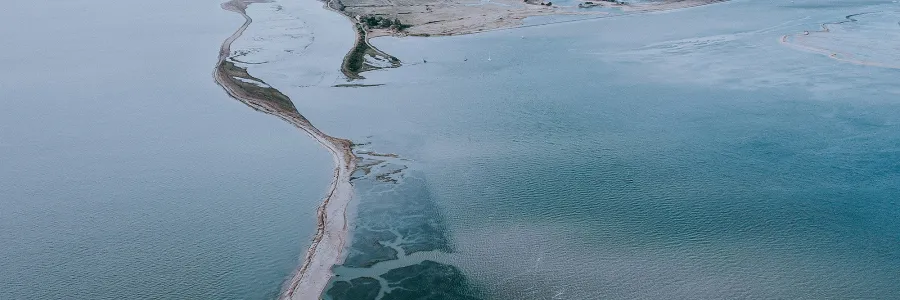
[214, 1, 357, 299]
[320, 0, 402, 79]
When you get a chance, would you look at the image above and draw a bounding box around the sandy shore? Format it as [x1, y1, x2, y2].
[214, 1, 357, 299]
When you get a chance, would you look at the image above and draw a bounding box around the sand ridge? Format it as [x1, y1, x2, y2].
[214, 1, 357, 299]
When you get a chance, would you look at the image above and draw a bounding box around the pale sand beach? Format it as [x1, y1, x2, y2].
[215, 1, 357, 299]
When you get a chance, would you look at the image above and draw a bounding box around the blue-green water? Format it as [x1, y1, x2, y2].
[293, 0, 900, 298]
[3, 0, 900, 299]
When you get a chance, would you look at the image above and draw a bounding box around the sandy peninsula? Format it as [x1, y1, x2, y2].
[333, 0, 727, 37]
[214, 1, 357, 299]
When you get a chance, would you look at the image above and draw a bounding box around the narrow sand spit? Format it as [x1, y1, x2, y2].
[214, 1, 356, 299]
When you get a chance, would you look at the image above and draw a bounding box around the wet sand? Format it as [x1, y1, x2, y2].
[214, 1, 357, 299]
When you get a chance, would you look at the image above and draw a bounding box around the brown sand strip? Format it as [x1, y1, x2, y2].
[214, 1, 357, 299]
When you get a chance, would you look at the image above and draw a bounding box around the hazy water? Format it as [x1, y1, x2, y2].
[283, 0, 900, 298]
[0, 0, 334, 299]
[5, 0, 900, 299]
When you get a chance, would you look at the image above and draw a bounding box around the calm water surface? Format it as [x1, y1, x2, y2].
[3, 0, 900, 299]
[289, 0, 900, 298]
[0, 0, 333, 299]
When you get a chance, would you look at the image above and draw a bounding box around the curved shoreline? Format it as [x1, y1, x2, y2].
[321, 0, 401, 80]
[214, 1, 357, 299]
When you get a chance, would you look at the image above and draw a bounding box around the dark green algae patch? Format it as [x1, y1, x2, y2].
[325, 149, 482, 300]
[327, 261, 479, 300]
[327, 277, 381, 300]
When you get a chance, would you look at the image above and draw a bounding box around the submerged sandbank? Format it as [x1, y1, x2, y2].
[780, 11, 900, 69]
